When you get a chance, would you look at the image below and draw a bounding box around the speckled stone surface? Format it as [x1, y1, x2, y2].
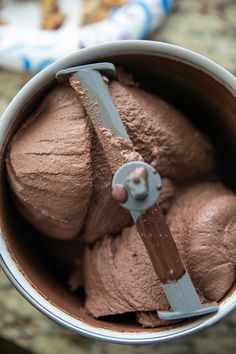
[0, 0, 235, 353]
[151, 0, 236, 74]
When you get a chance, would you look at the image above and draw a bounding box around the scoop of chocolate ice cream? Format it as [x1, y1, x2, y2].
[108, 80, 215, 181]
[84, 226, 169, 317]
[84, 182, 236, 320]
[6, 84, 93, 240]
[167, 182, 236, 301]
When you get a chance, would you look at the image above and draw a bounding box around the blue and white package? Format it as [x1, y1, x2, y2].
[0, 0, 175, 72]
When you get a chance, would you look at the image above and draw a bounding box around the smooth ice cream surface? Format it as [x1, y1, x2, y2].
[6, 85, 93, 240]
[5, 69, 236, 328]
[167, 182, 236, 302]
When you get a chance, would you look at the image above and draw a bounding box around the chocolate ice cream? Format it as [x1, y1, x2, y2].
[6, 67, 235, 329]
[108, 79, 215, 182]
[84, 226, 169, 317]
[167, 182, 236, 302]
[7, 74, 215, 242]
[6, 85, 92, 240]
[84, 182, 236, 325]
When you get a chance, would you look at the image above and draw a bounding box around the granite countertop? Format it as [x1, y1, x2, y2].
[0, 0, 236, 353]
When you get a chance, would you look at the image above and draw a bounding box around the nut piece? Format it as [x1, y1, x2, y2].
[82, 0, 128, 25]
[112, 184, 128, 203]
[41, 0, 66, 29]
